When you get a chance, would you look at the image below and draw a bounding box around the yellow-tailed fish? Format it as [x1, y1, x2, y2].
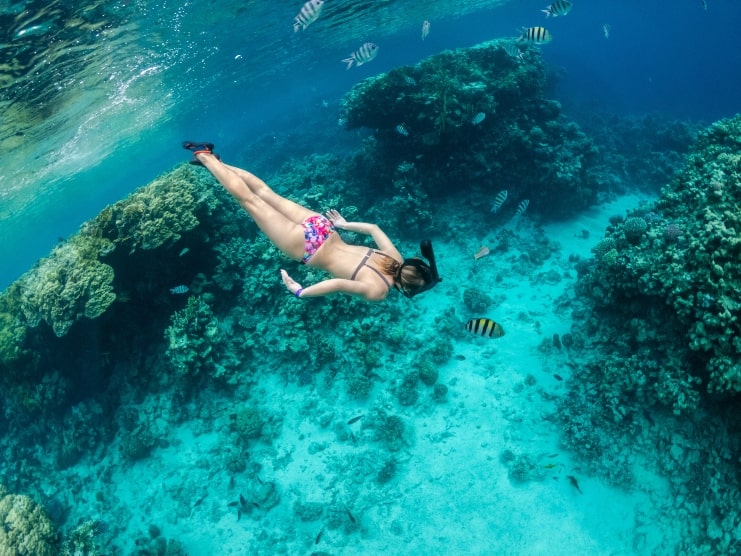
[518, 26, 552, 45]
[474, 246, 490, 260]
[465, 318, 505, 338]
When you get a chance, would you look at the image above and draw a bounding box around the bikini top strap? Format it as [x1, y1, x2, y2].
[351, 248, 394, 289]
[350, 248, 374, 281]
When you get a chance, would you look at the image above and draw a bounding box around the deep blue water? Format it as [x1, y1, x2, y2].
[1, 0, 740, 290]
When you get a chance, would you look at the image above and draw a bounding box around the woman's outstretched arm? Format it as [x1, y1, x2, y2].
[325, 210, 403, 261]
[280, 270, 385, 301]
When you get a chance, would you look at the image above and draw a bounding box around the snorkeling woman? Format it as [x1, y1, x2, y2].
[183, 142, 441, 301]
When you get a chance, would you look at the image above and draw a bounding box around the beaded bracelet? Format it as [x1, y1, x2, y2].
[295, 288, 304, 298]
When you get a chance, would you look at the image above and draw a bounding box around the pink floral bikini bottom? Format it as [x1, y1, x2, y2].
[301, 214, 336, 264]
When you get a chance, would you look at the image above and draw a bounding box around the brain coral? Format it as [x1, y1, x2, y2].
[0, 484, 58, 556]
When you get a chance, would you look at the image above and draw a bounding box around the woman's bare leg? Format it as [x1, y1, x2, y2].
[195, 153, 306, 260]
[223, 163, 315, 224]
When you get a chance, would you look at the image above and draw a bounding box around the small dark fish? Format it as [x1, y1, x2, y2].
[239, 494, 247, 507]
[315, 529, 323, 544]
[346, 508, 356, 524]
[547, 453, 558, 458]
[347, 415, 363, 425]
[237, 508, 242, 521]
[553, 373, 563, 381]
[465, 318, 505, 338]
[643, 409, 655, 426]
[228, 501, 238, 507]
[567, 475, 583, 494]
[454, 354, 466, 361]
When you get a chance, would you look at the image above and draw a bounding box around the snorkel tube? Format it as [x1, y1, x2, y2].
[419, 239, 441, 285]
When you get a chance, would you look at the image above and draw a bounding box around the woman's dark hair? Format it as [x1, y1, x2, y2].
[395, 240, 441, 298]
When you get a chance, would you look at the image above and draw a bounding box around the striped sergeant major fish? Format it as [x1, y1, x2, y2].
[342, 42, 379, 70]
[518, 26, 552, 45]
[170, 285, 189, 295]
[514, 199, 530, 218]
[465, 318, 505, 338]
[503, 42, 524, 61]
[542, 0, 573, 18]
[471, 112, 486, 125]
[491, 190, 508, 213]
[294, 0, 324, 32]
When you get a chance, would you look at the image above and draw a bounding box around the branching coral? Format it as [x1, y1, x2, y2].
[165, 295, 235, 381]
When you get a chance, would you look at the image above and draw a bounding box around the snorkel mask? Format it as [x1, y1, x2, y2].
[397, 239, 442, 298]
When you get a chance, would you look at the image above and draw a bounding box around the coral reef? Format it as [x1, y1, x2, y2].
[576, 112, 700, 194]
[165, 295, 235, 381]
[572, 115, 741, 412]
[0, 484, 58, 556]
[339, 39, 600, 220]
[561, 114, 741, 552]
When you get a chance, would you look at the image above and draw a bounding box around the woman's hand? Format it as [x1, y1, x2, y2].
[280, 269, 302, 295]
[325, 209, 347, 229]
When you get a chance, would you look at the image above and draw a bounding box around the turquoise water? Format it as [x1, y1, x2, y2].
[1, 1, 741, 554]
